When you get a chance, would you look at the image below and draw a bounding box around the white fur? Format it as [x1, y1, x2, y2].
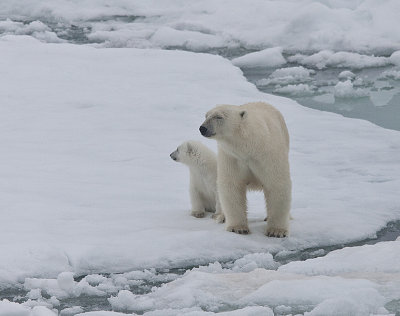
[170, 141, 224, 221]
[200, 102, 291, 237]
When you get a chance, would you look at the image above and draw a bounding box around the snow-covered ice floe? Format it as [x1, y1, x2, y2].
[0, 35, 399, 314]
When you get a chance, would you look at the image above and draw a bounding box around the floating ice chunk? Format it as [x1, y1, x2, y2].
[274, 83, 315, 96]
[275, 305, 292, 314]
[195, 262, 225, 274]
[352, 77, 366, 87]
[231, 47, 286, 68]
[189, 306, 274, 315]
[109, 268, 391, 315]
[24, 272, 107, 300]
[30, 306, 57, 316]
[72, 310, 127, 316]
[305, 297, 377, 316]
[121, 269, 179, 284]
[334, 80, 369, 98]
[151, 26, 225, 50]
[271, 66, 315, 78]
[192, 253, 279, 275]
[27, 289, 42, 300]
[232, 253, 279, 272]
[108, 290, 139, 312]
[378, 70, 400, 80]
[0, 19, 62, 43]
[390, 51, 400, 66]
[289, 51, 389, 69]
[0, 300, 57, 316]
[0, 299, 30, 316]
[279, 240, 400, 276]
[338, 70, 355, 80]
[57, 272, 75, 293]
[84, 274, 108, 286]
[258, 66, 314, 86]
[243, 276, 385, 315]
[47, 297, 59, 307]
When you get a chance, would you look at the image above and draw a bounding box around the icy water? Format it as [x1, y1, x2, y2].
[242, 62, 400, 131]
[1, 17, 400, 315]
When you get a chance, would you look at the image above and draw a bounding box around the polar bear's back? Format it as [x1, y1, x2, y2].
[240, 102, 289, 148]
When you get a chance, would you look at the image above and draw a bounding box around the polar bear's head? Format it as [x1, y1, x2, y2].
[199, 105, 246, 139]
[170, 141, 197, 165]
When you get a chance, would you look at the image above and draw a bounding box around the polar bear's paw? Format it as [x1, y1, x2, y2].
[265, 227, 288, 238]
[227, 225, 250, 234]
[212, 213, 225, 223]
[191, 210, 205, 218]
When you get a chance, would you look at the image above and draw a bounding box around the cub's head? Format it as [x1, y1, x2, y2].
[170, 141, 196, 165]
[199, 105, 246, 139]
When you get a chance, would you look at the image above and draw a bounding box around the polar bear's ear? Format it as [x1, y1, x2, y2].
[240, 111, 247, 119]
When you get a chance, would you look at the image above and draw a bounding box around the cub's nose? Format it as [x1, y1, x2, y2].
[199, 125, 208, 136]
[170, 153, 177, 161]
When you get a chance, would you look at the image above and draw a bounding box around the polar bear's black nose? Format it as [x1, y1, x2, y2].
[199, 125, 208, 136]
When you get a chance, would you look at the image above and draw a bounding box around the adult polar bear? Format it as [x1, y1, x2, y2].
[200, 102, 291, 237]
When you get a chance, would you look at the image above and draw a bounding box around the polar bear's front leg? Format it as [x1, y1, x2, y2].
[189, 186, 205, 218]
[218, 153, 249, 234]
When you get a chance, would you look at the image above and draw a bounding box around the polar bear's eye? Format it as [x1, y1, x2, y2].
[215, 116, 223, 120]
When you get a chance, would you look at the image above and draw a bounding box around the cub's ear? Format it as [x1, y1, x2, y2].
[240, 110, 247, 118]
[186, 143, 193, 153]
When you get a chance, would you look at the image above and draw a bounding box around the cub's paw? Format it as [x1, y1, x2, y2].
[212, 213, 225, 223]
[191, 210, 205, 218]
[227, 225, 250, 235]
[265, 227, 288, 238]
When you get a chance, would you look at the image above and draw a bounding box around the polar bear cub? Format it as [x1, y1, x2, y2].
[170, 141, 224, 221]
[200, 102, 291, 237]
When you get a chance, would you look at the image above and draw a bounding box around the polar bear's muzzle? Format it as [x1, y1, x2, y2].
[170, 151, 178, 161]
[199, 125, 215, 137]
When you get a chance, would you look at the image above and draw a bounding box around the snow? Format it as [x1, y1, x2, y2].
[0, 35, 399, 290]
[231, 47, 286, 68]
[2, 0, 400, 54]
[0, 3, 400, 309]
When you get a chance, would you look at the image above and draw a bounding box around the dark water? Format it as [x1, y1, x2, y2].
[242, 63, 400, 131]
